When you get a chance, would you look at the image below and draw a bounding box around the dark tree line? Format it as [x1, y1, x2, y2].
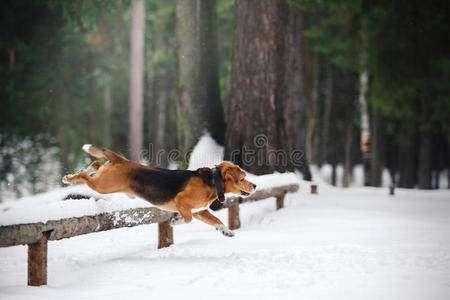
[1, 0, 449, 200]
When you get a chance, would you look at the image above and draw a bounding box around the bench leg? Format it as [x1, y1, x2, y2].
[311, 184, 318, 194]
[228, 200, 241, 230]
[28, 232, 50, 286]
[389, 185, 395, 195]
[158, 220, 173, 249]
[276, 194, 285, 210]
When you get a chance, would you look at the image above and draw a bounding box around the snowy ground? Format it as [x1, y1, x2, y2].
[1, 178, 450, 300]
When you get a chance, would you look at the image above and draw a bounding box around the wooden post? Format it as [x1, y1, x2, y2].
[311, 184, 318, 194]
[28, 232, 50, 286]
[228, 199, 241, 230]
[389, 185, 395, 195]
[158, 220, 173, 249]
[276, 194, 284, 210]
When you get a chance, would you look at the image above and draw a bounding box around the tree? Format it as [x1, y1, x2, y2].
[370, 108, 384, 187]
[304, 0, 368, 186]
[358, 66, 370, 185]
[129, 0, 145, 162]
[225, 0, 310, 177]
[303, 39, 320, 166]
[175, 0, 225, 166]
[368, 0, 450, 189]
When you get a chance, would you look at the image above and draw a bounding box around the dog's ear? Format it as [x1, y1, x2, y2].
[226, 166, 242, 182]
[197, 167, 214, 187]
[220, 164, 234, 182]
[225, 173, 234, 182]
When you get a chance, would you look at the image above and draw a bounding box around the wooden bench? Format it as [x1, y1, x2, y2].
[0, 183, 299, 286]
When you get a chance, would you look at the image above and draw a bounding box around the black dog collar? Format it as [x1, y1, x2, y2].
[212, 168, 225, 202]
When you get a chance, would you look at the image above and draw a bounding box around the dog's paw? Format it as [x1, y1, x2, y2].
[76, 168, 85, 173]
[215, 224, 235, 237]
[170, 214, 185, 227]
[62, 175, 72, 185]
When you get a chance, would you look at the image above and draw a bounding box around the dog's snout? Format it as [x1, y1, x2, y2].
[253, 184, 257, 189]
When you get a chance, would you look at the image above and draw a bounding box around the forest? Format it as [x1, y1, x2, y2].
[1, 0, 449, 201]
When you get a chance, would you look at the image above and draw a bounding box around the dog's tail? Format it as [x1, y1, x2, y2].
[82, 144, 126, 163]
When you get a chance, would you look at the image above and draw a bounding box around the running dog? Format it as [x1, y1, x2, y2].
[62, 145, 256, 237]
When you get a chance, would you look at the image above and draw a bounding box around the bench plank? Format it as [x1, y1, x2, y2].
[0, 184, 299, 248]
[0, 207, 174, 247]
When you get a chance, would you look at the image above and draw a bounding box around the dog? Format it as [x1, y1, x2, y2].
[62, 145, 256, 237]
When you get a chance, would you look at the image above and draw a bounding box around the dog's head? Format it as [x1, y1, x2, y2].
[216, 162, 256, 197]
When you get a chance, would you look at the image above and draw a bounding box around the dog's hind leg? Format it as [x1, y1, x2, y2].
[62, 171, 98, 191]
[67, 160, 102, 180]
[84, 160, 102, 175]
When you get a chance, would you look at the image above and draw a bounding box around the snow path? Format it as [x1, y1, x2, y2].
[1, 184, 450, 299]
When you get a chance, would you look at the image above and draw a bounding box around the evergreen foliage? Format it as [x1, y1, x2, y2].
[1, 0, 448, 199]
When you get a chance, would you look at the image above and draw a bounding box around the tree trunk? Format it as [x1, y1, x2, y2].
[284, 6, 311, 179]
[9, 48, 15, 70]
[343, 113, 354, 187]
[176, 0, 225, 163]
[103, 83, 112, 148]
[370, 107, 383, 187]
[225, 0, 309, 175]
[146, 41, 157, 164]
[398, 123, 416, 188]
[59, 131, 70, 188]
[418, 130, 432, 189]
[358, 68, 371, 186]
[448, 132, 450, 189]
[418, 87, 432, 189]
[359, 18, 371, 186]
[331, 163, 337, 186]
[87, 53, 96, 143]
[129, 0, 146, 162]
[433, 170, 439, 189]
[153, 76, 169, 167]
[321, 61, 334, 165]
[305, 51, 319, 166]
[398, 142, 416, 188]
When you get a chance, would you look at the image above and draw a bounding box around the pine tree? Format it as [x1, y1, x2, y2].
[225, 0, 310, 177]
[129, 0, 146, 162]
[175, 0, 225, 167]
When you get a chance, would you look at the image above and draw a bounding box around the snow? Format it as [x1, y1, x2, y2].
[187, 133, 224, 170]
[247, 172, 298, 190]
[1, 134, 449, 299]
[1, 180, 450, 299]
[0, 185, 152, 226]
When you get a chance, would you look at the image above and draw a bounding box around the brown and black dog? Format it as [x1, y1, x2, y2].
[62, 145, 256, 237]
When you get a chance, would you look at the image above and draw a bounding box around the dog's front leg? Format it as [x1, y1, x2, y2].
[193, 210, 234, 237]
[174, 201, 193, 224]
[170, 213, 185, 227]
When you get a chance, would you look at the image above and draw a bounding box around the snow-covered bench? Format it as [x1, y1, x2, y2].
[0, 181, 298, 286]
